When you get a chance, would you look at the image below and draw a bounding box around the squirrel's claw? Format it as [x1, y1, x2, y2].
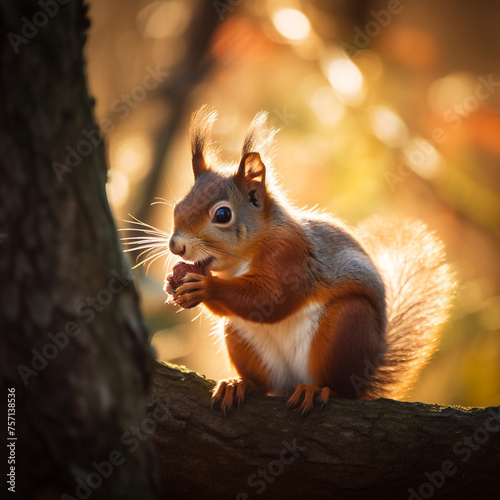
[286, 384, 333, 415]
[173, 273, 207, 309]
[211, 378, 249, 415]
[163, 274, 175, 296]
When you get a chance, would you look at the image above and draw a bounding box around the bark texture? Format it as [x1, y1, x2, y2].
[149, 362, 500, 500]
[0, 2, 157, 498]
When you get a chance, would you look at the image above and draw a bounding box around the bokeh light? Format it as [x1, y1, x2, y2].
[368, 105, 408, 147]
[403, 137, 442, 179]
[106, 169, 130, 208]
[136, 0, 190, 39]
[326, 57, 366, 105]
[272, 8, 311, 41]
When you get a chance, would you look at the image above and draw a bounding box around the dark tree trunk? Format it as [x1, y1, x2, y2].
[0, 1, 157, 498]
[149, 362, 500, 500]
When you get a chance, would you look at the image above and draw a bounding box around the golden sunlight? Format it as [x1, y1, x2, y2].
[106, 169, 129, 208]
[109, 135, 151, 178]
[310, 86, 345, 124]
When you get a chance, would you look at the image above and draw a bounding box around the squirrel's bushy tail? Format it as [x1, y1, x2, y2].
[355, 217, 455, 400]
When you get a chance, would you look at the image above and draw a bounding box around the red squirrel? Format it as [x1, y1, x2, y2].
[164, 106, 455, 415]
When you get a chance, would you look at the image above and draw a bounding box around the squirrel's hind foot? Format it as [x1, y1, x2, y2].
[286, 384, 335, 415]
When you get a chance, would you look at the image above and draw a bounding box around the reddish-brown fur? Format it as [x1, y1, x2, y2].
[201, 223, 314, 322]
[308, 293, 385, 399]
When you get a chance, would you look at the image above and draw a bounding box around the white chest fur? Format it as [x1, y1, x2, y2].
[227, 301, 325, 396]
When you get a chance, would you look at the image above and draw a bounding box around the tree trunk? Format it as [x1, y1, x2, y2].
[0, 2, 157, 498]
[149, 362, 500, 500]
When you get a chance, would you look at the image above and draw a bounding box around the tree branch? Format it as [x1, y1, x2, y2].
[148, 361, 500, 500]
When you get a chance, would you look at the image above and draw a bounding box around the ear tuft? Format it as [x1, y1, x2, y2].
[190, 105, 219, 178]
[241, 111, 278, 168]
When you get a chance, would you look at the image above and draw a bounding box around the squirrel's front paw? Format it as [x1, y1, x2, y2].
[173, 273, 208, 309]
[211, 378, 250, 416]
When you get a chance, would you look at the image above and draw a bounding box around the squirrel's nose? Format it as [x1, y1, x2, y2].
[169, 234, 186, 256]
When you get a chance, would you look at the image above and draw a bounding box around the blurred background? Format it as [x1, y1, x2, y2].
[84, 0, 500, 407]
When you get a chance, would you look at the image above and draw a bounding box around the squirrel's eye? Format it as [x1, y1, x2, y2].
[213, 206, 232, 224]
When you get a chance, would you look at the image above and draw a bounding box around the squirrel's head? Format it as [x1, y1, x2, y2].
[169, 106, 278, 276]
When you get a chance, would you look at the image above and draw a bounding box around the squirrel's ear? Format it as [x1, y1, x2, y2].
[235, 152, 266, 209]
